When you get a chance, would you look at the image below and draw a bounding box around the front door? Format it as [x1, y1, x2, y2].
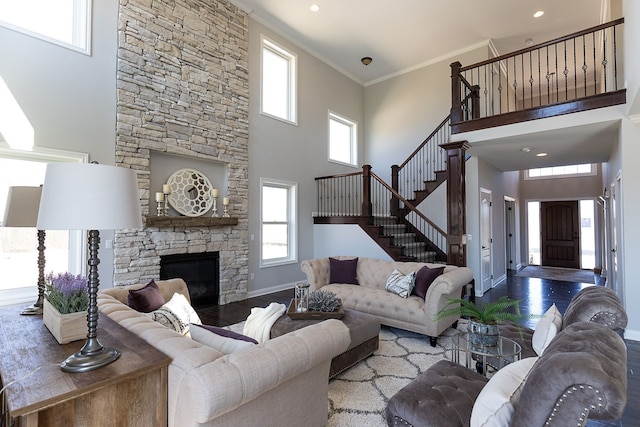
[541, 201, 580, 268]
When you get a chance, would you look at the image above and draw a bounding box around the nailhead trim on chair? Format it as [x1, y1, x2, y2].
[590, 311, 617, 328]
[545, 384, 603, 427]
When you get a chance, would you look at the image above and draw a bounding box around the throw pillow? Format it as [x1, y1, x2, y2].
[127, 280, 165, 313]
[385, 269, 416, 298]
[411, 266, 445, 299]
[190, 324, 258, 353]
[470, 357, 539, 427]
[147, 292, 202, 336]
[329, 257, 359, 285]
[531, 303, 562, 355]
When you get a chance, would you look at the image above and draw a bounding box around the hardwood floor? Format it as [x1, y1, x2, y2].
[195, 270, 638, 426]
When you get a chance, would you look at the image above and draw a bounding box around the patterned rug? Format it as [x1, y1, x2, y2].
[515, 266, 595, 284]
[225, 322, 459, 426]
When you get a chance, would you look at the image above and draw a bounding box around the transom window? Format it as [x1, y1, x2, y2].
[329, 111, 357, 166]
[525, 164, 595, 180]
[260, 178, 297, 267]
[261, 36, 297, 124]
[0, 0, 92, 54]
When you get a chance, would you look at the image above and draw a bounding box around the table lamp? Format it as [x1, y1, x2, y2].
[2, 186, 45, 315]
[37, 162, 142, 373]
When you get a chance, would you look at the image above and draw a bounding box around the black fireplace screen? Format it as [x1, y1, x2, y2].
[160, 251, 219, 308]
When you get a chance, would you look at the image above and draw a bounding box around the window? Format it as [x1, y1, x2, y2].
[261, 36, 297, 124]
[525, 164, 595, 180]
[0, 0, 92, 54]
[0, 147, 87, 307]
[260, 178, 297, 266]
[329, 111, 357, 166]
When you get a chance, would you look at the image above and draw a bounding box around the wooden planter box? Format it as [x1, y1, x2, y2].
[43, 299, 87, 344]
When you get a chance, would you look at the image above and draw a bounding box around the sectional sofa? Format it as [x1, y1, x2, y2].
[98, 278, 350, 427]
[300, 256, 474, 345]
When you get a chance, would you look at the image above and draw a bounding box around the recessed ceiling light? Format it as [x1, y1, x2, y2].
[310, 4, 320, 12]
[536, 152, 548, 157]
[533, 10, 544, 18]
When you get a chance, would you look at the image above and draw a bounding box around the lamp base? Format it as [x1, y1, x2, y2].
[61, 347, 121, 373]
[20, 303, 43, 316]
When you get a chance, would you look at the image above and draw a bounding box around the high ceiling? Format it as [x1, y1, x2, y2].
[232, 0, 607, 85]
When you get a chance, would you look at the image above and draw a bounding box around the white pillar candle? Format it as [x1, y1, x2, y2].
[162, 184, 171, 194]
[211, 188, 219, 197]
[222, 197, 229, 206]
[155, 192, 164, 202]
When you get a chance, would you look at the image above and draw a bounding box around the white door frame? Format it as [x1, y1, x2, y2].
[480, 188, 493, 294]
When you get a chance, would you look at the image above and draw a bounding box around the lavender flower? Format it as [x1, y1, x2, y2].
[45, 272, 89, 314]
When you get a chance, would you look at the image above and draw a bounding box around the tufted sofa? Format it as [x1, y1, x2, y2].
[98, 278, 350, 427]
[300, 256, 474, 345]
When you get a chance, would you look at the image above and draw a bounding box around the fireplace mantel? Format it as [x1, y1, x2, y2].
[145, 216, 238, 228]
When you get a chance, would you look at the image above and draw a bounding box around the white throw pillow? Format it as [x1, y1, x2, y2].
[190, 324, 258, 353]
[147, 292, 202, 336]
[385, 269, 416, 298]
[531, 303, 562, 355]
[470, 357, 539, 427]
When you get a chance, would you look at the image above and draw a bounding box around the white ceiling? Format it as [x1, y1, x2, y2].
[232, 0, 619, 170]
[233, 0, 607, 85]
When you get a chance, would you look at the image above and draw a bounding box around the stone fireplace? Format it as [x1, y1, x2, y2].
[112, 0, 249, 304]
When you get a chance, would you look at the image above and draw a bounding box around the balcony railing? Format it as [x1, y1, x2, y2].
[451, 18, 625, 133]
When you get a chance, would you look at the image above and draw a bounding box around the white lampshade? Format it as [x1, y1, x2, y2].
[37, 163, 142, 231]
[3, 186, 42, 227]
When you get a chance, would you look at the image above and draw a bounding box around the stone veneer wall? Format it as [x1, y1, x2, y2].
[113, 0, 249, 304]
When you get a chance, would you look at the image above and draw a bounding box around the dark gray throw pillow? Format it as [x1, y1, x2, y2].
[412, 266, 444, 299]
[127, 280, 165, 312]
[329, 257, 359, 285]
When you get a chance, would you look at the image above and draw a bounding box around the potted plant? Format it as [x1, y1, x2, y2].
[435, 296, 527, 347]
[43, 272, 89, 344]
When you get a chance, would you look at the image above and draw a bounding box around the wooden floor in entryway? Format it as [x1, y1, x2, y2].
[195, 270, 638, 425]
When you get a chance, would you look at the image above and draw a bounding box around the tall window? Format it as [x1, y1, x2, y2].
[329, 111, 357, 166]
[0, 147, 87, 307]
[0, 0, 92, 54]
[261, 36, 297, 124]
[261, 178, 297, 267]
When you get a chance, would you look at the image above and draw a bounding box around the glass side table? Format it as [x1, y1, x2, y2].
[448, 329, 522, 377]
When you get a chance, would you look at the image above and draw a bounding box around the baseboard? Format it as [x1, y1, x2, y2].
[624, 328, 640, 342]
[492, 274, 507, 286]
[247, 281, 295, 299]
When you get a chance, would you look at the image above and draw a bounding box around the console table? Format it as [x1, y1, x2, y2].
[0, 307, 171, 426]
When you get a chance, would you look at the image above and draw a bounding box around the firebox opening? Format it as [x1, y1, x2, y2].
[160, 251, 219, 308]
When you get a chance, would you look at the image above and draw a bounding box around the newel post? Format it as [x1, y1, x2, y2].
[390, 165, 400, 217]
[440, 140, 469, 267]
[450, 61, 463, 125]
[361, 165, 373, 222]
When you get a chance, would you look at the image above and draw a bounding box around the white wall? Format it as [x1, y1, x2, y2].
[0, 0, 119, 285]
[313, 224, 392, 260]
[247, 19, 365, 292]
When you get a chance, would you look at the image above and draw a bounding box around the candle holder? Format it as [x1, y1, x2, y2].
[294, 283, 310, 312]
[156, 200, 163, 217]
[222, 204, 230, 218]
[163, 194, 170, 216]
[211, 196, 219, 217]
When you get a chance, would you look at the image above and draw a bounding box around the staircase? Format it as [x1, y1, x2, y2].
[375, 216, 439, 263]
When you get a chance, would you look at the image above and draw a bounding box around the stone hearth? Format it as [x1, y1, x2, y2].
[113, 0, 249, 304]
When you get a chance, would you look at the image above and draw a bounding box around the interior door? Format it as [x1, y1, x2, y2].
[541, 201, 580, 268]
[505, 199, 517, 271]
[480, 189, 493, 293]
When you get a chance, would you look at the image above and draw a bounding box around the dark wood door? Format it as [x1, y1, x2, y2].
[541, 201, 580, 268]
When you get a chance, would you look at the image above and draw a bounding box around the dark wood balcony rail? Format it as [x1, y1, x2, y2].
[451, 18, 625, 133]
[392, 115, 450, 204]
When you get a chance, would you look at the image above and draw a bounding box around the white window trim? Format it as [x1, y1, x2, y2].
[260, 177, 297, 268]
[328, 110, 358, 167]
[0, 0, 92, 55]
[260, 35, 297, 125]
[0, 146, 88, 308]
[524, 163, 596, 180]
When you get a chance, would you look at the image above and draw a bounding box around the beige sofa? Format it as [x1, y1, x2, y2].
[98, 278, 350, 427]
[300, 256, 474, 346]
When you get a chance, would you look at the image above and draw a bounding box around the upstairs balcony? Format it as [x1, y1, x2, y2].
[450, 18, 625, 134]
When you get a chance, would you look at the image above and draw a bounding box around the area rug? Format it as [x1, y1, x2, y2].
[515, 266, 595, 284]
[225, 321, 460, 426]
